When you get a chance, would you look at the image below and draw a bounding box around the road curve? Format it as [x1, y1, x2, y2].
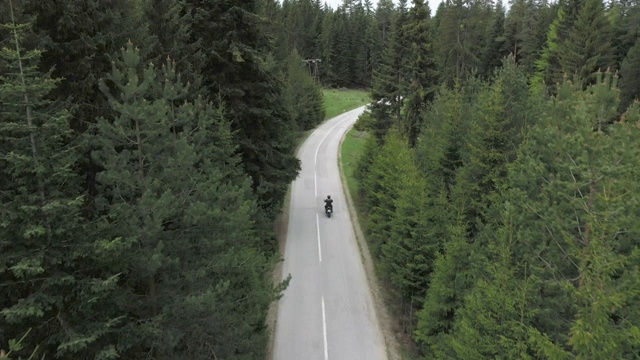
[273, 107, 388, 360]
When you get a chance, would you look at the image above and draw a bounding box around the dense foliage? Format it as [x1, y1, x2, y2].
[349, 0, 640, 358]
[2, 0, 640, 358]
[0, 0, 310, 357]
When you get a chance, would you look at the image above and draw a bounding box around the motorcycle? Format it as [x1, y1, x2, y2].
[325, 205, 333, 218]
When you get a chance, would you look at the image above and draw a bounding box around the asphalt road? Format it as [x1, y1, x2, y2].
[273, 107, 388, 360]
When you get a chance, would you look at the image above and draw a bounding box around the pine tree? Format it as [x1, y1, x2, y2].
[503, 0, 532, 63]
[376, 0, 396, 45]
[519, 0, 558, 75]
[352, 0, 374, 86]
[608, 0, 640, 67]
[450, 77, 506, 237]
[363, 0, 382, 82]
[532, 5, 566, 93]
[560, 73, 640, 358]
[332, 5, 355, 85]
[451, 57, 532, 238]
[379, 127, 449, 305]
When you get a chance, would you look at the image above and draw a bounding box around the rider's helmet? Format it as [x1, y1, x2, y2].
[327, 195, 331, 199]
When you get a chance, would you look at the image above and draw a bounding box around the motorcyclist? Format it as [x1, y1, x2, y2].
[324, 195, 333, 213]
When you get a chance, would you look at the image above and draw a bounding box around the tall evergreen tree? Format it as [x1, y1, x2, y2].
[0, 8, 117, 357]
[91, 43, 278, 358]
[414, 220, 481, 358]
[403, 0, 438, 146]
[533, 0, 584, 92]
[362, 127, 409, 257]
[24, 0, 142, 131]
[415, 82, 469, 195]
[451, 57, 532, 237]
[185, 0, 300, 218]
[504, 0, 533, 62]
[608, 0, 640, 66]
[142, 0, 204, 95]
[319, 7, 338, 85]
[435, 0, 488, 86]
[618, 38, 640, 112]
[281, 48, 326, 130]
[445, 220, 537, 359]
[557, 0, 615, 86]
[332, 5, 355, 85]
[369, 0, 409, 140]
[480, 0, 509, 78]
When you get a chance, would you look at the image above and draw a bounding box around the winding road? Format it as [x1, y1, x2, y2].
[272, 107, 388, 360]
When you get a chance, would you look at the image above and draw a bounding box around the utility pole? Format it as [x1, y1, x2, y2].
[303, 59, 321, 84]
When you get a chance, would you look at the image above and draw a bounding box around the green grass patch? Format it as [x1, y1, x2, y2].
[323, 88, 370, 120]
[340, 127, 370, 198]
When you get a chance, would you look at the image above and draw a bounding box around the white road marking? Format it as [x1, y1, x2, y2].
[322, 296, 328, 360]
[316, 214, 322, 263]
[315, 171, 318, 197]
[314, 121, 343, 166]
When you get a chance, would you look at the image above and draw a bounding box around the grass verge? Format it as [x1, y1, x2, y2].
[340, 128, 368, 198]
[323, 88, 370, 120]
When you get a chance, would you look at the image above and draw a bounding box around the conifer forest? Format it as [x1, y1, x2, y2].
[1, 0, 639, 358]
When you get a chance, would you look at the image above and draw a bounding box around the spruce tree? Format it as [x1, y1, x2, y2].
[332, 5, 355, 85]
[142, 0, 204, 95]
[434, 0, 487, 86]
[319, 8, 338, 85]
[557, 0, 615, 86]
[445, 207, 537, 359]
[282, 48, 325, 130]
[415, 82, 468, 195]
[504, 72, 640, 356]
[618, 39, 640, 112]
[561, 73, 640, 358]
[383, 158, 450, 304]
[24, 0, 142, 131]
[0, 8, 117, 357]
[413, 220, 481, 358]
[362, 128, 409, 257]
[532, 5, 566, 93]
[369, 0, 409, 140]
[480, 0, 509, 78]
[503, 0, 532, 63]
[403, 0, 438, 146]
[451, 57, 532, 238]
[519, 0, 558, 76]
[450, 78, 506, 237]
[185, 0, 300, 218]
